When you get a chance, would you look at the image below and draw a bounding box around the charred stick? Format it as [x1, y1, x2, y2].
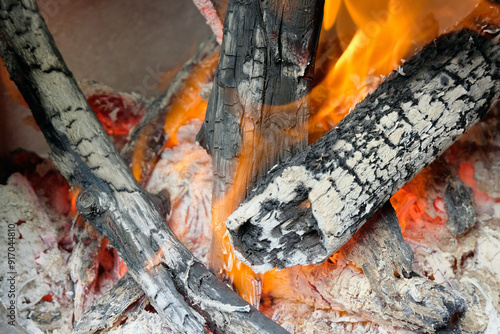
[73, 273, 143, 333]
[340, 202, 414, 299]
[122, 36, 219, 184]
[0, 1, 287, 333]
[192, 0, 224, 44]
[227, 28, 500, 272]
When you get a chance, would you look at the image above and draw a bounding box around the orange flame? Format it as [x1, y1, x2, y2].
[139, 0, 483, 309]
[258, 0, 480, 303]
[131, 52, 219, 182]
[310, 0, 477, 137]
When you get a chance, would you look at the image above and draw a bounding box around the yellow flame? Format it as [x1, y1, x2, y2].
[131, 52, 219, 183]
[310, 0, 477, 138]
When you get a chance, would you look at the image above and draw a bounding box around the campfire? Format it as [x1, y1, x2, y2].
[1, 0, 499, 333]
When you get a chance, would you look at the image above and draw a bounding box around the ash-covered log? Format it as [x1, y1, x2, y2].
[227, 27, 500, 272]
[340, 202, 414, 299]
[0, 1, 287, 333]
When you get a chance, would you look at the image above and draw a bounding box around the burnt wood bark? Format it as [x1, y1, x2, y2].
[227, 28, 500, 272]
[197, 0, 324, 302]
[0, 1, 287, 333]
[198, 0, 324, 198]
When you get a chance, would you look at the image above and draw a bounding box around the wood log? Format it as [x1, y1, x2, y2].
[443, 175, 476, 235]
[226, 28, 500, 272]
[339, 203, 466, 331]
[73, 273, 144, 333]
[0, 1, 287, 333]
[340, 202, 414, 299]
[197, 0, 324, 304]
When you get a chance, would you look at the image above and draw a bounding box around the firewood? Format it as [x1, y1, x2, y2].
[443, 176, 476, 235]
[198, 0, 324, 195]
[339, 203, 466, 331]
[340, 202, 414, 299]
[0, 1, 287, 333]
[73, 273, 143, 333]
[192, 0, 224, 44]
[197, 0, 324, 303]
[227, 28, 500, 272]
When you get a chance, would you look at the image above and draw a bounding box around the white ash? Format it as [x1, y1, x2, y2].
[0, 174, 73, 333]
[146, 120, 213, 264]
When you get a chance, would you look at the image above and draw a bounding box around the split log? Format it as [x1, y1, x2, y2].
[197, 0, 324, 303]
[227, 27, 500, 272]
[0, 1, 287, 333]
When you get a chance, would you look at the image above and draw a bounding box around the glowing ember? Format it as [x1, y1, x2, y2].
[131, 51, 219, 182]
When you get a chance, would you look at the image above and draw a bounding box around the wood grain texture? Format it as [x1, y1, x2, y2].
[197, 0, 324, 304]
[198, 0, 324, 200]
[0, 1, 287, 333]
[227, 28, 500, 272]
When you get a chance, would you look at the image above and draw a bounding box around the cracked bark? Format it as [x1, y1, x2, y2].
[227, 28, 500, 272]
[197, 0, 324, 303]
[0, 1, 287, 333]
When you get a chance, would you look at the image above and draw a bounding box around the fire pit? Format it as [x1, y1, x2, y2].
[1, 0, 499, 333]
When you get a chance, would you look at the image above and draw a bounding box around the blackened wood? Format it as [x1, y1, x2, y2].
[340, 203, 414, 299]
[227, 28, 500, 272]
[0, 2, 287, 333]
[198, 0, 324, 199]
[121, 37, 219, 184]
[73, 273, 143, 333]
[197, 0, 324, 299]
[443, 176, 476, 235]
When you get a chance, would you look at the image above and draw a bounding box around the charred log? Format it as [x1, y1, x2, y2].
[443, 176, 476, 235]
[0, 1, 287, 333]
[340, 203, 414, 299]
[340, 203, 466, 331]
[227, 28, 500, 272]
[197, 0, 324, 304]
[73, 273, 143, 333]
[198, 0, 324, 197]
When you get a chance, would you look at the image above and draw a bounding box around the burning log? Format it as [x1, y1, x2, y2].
[0, 1, 287, 333]
[227, 27, 500, 272]
[340, 203, 414, 299]
[198, 0, 324, 304]
[73, 273, 143, 333]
